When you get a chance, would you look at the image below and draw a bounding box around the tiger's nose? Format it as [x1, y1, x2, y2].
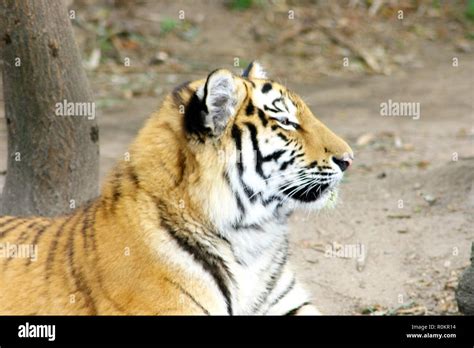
[332, 153, 353, 172]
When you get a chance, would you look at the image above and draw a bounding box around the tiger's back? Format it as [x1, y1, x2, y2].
[0, 214, 73, 314]
[0, 208, 117, 315]
[0, 197, 224, 315]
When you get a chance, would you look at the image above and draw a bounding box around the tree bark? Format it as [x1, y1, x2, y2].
[0, 0, 99, 217]
[456, 243, 474, 315]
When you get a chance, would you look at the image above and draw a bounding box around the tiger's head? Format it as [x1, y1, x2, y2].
[132, 62, 353, 229]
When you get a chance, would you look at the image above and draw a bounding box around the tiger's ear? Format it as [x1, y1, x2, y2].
[242, 61, 267, 79]
[196, 69, 238, 137]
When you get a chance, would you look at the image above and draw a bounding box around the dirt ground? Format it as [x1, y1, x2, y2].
[289, 43, 474, 315]
[0, 0, 473, 315]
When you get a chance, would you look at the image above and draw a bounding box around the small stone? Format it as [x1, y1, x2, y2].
[423, 194, 437, 205]
[377, 172, 387, 179]
[394, 136, 403, 148]
[149, 51, 169, 65]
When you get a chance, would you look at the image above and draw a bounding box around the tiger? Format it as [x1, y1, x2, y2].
[0, 62, 353, 315]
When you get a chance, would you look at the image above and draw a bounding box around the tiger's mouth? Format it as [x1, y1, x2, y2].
[282, 182, 331, 202]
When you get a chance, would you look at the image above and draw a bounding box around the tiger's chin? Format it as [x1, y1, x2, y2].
[287, 185, 339, 211]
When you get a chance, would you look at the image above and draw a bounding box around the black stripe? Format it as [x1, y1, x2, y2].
[261, 195, 281, 206]
[14, 223, 36, 244]
[267, 277, 296, 312]
[281, 97, 290, 113]
[264, 104, 281, 114]
[245, 122, 265, 179]
[0, 216, 18, 229]
[224, 172, 245, 215]
[88, 203, 127, 313]
[251, 240, 288, 313]
[271, 98, 285, 113]
[0, 219, 29, 238]
[257, 109, 268, 126]
[164, 277, 210, 315]
[231, 125, 243, 166]
[80, 203, 93, 249]
[280, 157, 295, 171]
[263, 150, 286, 162]
[161, 219, 233, 315]
[232, 125, 261, 202]
[316, 172, 334, 177]
[245, 101, 255, 116]
[26, 222, 51, 265]
[231, 125, 245, 178]
[231, 222, 263, 231]
[235, 191, 245, 214]
[277, 133, 288, 142]
[87, 202, 100, 258]
[242, 183, 256, 202]
[45, 213, 77, 279]
[4, 221, 41, 265]
[284, 301, 311, 316]
[67, 211, 98, 314]
[111, 170, 122, 208]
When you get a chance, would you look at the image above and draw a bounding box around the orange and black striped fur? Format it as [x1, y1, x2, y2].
[0, 62, 353, 315]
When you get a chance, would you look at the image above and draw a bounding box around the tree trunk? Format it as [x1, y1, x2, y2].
[456, 243, 474, 315]
[0, 0, 99, 217]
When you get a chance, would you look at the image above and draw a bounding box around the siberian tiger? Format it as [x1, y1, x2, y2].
[0, 62, 353, 315]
